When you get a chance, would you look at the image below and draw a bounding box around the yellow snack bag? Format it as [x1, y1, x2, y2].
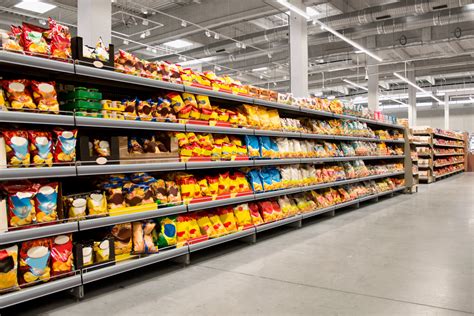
[187, 216, 202, 239]
[208, 213, 228, 236]
[218, 207, 238, 233]
[0, 245, 19, 292]
[176, 216, 190, 245]
[233, 203, 252, 228]
[197, 214, 217, 238]
[267, 109, 281, 129]
[242, 104, 260, 127]
[257, 106, 271, 129]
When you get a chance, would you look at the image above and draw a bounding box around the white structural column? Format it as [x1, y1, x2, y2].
[289, 0, 308, 97]
[366, 36, 378, 110]
[407, 65, 417, 127]
[78, 0, 112, 47]
[444, 94, 450, 129]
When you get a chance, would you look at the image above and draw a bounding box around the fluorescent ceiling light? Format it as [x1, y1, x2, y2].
[178, 56, 215, 66]
[342, 79, 368, 91]
[14, 0, 56, 13]
[163, 39, 193, 48]
[393, 72, 443, 103]
[277, 0, 310, 19]
[306, 7, 319, 17]
[252, 67, 268, 72]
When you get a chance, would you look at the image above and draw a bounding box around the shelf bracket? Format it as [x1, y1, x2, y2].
[171, 253, 190, 266]
[288, 219, 302, 228]
[239, 233, 257, 244]
[69, 285, 84, 301]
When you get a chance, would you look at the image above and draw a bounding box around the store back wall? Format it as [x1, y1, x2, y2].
[395, 107, 474, 132]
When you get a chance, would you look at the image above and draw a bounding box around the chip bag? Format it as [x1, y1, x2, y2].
[34, 182, 58, 224]
[53, 129, 77, 162]
[30, 81, 59, 113]
[155, 217, 177, 248]
[46, 18, 71, 59]
[244, 135, 260, 158]
[51, 235, 73, 276]
[187, 215, 202, 239]
[3, 130, 30, 167]
[258, 201, 275, 223]
[2, 79, 36, 110]
[4, 182, 36, 227]
[111, 223, 132, 256]
[247, 169, 263, 192]
[93, 239, 111, 263]
[182, 93, 200, 120]
[233, 203, 252, 228]
[248, 202, 264, 226]
[19, 238, 52, 285]
[28, 131, 53, 167]
[168, 92, 190, 119]
[176, 216, 190, 246]
[218, 207, 237, 233]
[87, 191, 108, 216]
[0, 245, 19, 292]
[196, 214, 217, 238]
[196, 95, 212, 120]
[208, 213, 227, 237]
[21, 23, 49, 55]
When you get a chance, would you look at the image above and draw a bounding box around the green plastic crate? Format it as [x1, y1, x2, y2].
[64, 87, 102, 101]
[61, 99, 102, 111]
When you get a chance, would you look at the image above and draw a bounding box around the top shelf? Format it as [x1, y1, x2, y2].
[433, 132, 464, 141]
[0, 51, 404, 130]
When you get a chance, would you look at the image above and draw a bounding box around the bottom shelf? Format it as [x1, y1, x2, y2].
[434, 169, 464, 180]
[0, 187, 405, 308]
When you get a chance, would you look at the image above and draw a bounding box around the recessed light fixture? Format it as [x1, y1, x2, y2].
[252, 67, 268, 72]
[241, 42, 246, 49]
[123, 39, 129, 45]
[142, 19, 149, 26]
[163, 39, 193, 48]
[140, 33, 146, 39]
[205, 30, 211, 37]
[152, 48, 157, 53]
[14, 0, 56, 14]
[145, 30, 151, 36]
[214, 33, 220, 40]
[342, 79, 368, 91]
[181, 20, 187, 27]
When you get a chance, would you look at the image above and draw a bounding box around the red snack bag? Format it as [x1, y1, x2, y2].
[2, 130, 30, 167]
[19, 238, 52, 285]
[21, 22, 49, 55]
[28, 130, 53, 167]
[53, 129, 77, 162]
[30, 81, 59, 113]
[2, 79, 36, 110]
[45, 18, 71, 59]
[51, 234, 73, 276]
[258, 201, 275, 223]
[3, 182, 37, 227]
[2, 25, 23, 52]
[271, 200, 283, 220]
[248, 202, 264, 226]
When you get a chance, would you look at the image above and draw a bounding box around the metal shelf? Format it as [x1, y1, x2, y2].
[0, 50, 75, 73]
[300, 133, 335, 140]
[82, 247, 188, 284]
[75, 116, 186, 131]
[433, 133, 464, 141]
[301, 206, 334, 219]
[185, 124, 251, 135]
[254, 129, 301, 138]
[434, 160, 464, 168]
[0, 221, 78, 245]
[255, 215, 302, 233]
[254, 99, 300, 112]
[0, 274, 82, 309]
[188, 228, 256, 252]
[184, 85, 254, 104]
[186, 160, 254, 169]
[76, 162, 185, 176]
[434, 169, 464, 179]
[254, 187, 302, 200]
[432, 143, 464, 148]
[0, 166, 76, 181]
[78, 205, 187, 231]
[333, 199, 360, 210]
[434, 152, 464, 157]
[253, 158, 301, 166]
[0, 111, 75, 126]
[187, 194, 255, 211]
[75, 64, 184, 92]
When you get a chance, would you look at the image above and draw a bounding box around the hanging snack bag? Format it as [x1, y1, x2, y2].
[233, 203, 252, 228]
[30, 81, 59, 113]
[53, 129, 77, 162]
[34, 182, 58, 224]
[218, 207, 237, 233]
[2, 79, 36, 110]
[46, 18, 71, 59]
[3, 130, 30, 167]
[4, 183, 36, 227]
[28, 131, 53, 167]
[19, 238, 52, 285]
[51, 234, 73, 276]
[244, 135, 260, 158]
[21, 23, 49, 55]
[155, 217, 177, 248]
[0, 245, 19, 292]
[248, 202, 264, 226]
[111, 223, 132, 256]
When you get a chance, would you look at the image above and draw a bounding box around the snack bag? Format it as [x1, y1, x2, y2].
[34, 182, 58, 223]
[4, 183, 36, 227]
[205, 175, 219, 196]
[247, 169, 263, 192]
[155, 217, 177, 248]
[218, 207, 237, 233]
[0, 245, 19, 292]
[104, 183, 125, 210]
[21, 23, 49, 55]
[168, 92, 190, 119]
[259, 168, 274, 191]
[242, 104, 260, 127]
[132, 221, 145, 254]
[196, 214, 217, 238]
[248, 202, 264, 226]
[28, 131, 53, 167]
[258, 201, 275, 223]
[2, 26, 23, 52]
[143, 221, 158, 253]
[46, 18, 71, 59]
[182, 93, 200, 120]
[3, 130, 30, 167]
[176, 216, 190, 246]
[111, 223, 132, 256]
[269, 168, 282, 190]
[196, 95, 212, 120]
[51, 235, 73, 276]
[218, 172, 230, 195]
[259, 136, 273, 158]
[2, 79, 36, 109]
[19, 238, 52, 285]
[233, 203, 252, 228]
[136, 100, 153, 121]
[208, 213, 227, 237]
[187, 216, 202, 239]
[165, 181, 181, 204]
[30, 81, 59, 113]
[53, 129, 77, 162]
[93, 239, 111, 263]
[87, 191, 108, 216]
[271, 200, 284, 220]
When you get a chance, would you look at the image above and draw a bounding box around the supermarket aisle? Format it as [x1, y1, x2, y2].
[11, 174, 474, 316]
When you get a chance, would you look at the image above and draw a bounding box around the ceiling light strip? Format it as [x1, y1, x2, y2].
[342, 79, 368, 91]
[393, 72, 443, 103]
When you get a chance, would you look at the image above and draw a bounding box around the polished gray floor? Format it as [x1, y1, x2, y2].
[11, 173, 474, 315]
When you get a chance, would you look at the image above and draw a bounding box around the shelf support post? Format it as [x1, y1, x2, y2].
[408, 64, 417, 127]
[289, 0, 308, 97]
[367, 36, 379, 111]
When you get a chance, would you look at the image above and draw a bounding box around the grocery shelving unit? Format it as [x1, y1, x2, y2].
[412, 127, 466, 182]
[0, 51, 408, 308]
[411, 128, 434, 183]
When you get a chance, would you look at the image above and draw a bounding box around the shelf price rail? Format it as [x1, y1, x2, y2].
[0, 185, 405, 309]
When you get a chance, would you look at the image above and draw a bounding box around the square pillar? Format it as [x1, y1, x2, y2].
[444, 94, 450, 129]
[78, 0, 112, 47]
[289, 0, 308, 97]
[407, 65, 417, 127]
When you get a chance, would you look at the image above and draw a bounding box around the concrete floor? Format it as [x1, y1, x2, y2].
[9, 173, 474, 315]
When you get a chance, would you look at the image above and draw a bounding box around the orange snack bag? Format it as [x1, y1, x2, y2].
[31, 81, 59, 113]
[2, 79, 36, 110]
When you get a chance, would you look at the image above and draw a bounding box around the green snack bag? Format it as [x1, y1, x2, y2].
[154, 217, 177, 248]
